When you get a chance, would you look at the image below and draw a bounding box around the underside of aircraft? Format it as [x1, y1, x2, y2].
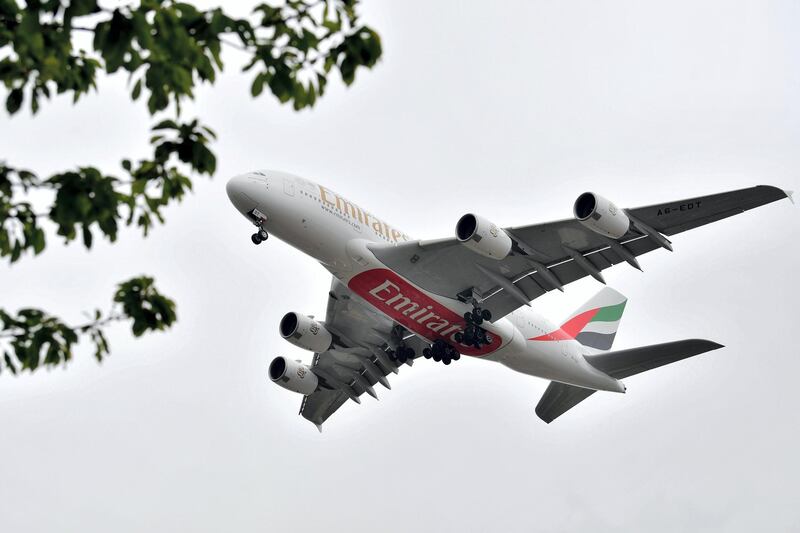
[226, 173, 793, 429]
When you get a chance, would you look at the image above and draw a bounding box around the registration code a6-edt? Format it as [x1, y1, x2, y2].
[657, 200, 702, 216]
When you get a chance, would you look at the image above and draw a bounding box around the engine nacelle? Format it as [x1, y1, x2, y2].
[455, 213, 512, 260]
[279, 312, 332, 353]
[268, 356, 318, 395]
[573, 192, 630, 239]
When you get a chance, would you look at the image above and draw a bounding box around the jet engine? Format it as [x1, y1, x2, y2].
[279, 312, 333, 353]
[573, 192, 630, 239]
[455, 213, 512, 259]
[268, 356, 318, 395]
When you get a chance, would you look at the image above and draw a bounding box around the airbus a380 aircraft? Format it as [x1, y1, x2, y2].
[226, 171, 791, 428]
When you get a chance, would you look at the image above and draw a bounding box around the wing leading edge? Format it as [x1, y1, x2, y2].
[369, 185, 790, 321]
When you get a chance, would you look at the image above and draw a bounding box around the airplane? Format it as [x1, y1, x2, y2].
[225, 170, 792, 429]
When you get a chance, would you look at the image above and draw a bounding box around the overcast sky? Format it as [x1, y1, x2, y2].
[1, 1, 799, 531]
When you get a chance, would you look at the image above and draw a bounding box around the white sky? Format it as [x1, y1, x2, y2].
[1, 1, 799, 531]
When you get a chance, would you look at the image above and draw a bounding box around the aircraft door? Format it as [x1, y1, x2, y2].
[283, 177, 295, 196]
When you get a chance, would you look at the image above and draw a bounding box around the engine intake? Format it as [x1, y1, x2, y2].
[269, 356, 318, 395]
[279, 312, 333, 353]
[573, 192, 630, 239]
[455, 213, 512, 260]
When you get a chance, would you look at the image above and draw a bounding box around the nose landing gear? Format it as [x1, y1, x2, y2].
[246, 208, 269, 245]
[251, 229, 269, 245]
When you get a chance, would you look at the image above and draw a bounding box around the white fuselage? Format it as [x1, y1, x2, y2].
[227, 170, 624, 393]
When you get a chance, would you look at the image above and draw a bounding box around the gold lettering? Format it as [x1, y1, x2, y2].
[369, 280, 399, 301]
[410, 305, 432, 319]
[319, 186, 335, 206]
[339, 197, 362, 221]
[417, 311, 437, 324]
[426, 318, 450, 332]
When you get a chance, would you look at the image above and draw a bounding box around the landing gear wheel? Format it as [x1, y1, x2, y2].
[257, 229, 269, 241]
[462, 306, 493, 349]
[251, 233, 263, 245]
[427, 340, 461, 365]
[423, 348, 432, 359]
[394, 346, 414, 364]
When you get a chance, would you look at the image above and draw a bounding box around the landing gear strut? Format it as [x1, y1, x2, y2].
[384, 327, 412, 365]
[387, 325, 415, 364]
[251, 228, 269, 245]
[246, 208, 269, 245]
[423, 339, 461, 365]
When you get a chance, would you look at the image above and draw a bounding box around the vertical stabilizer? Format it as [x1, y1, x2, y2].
[560, 287, 627, 351]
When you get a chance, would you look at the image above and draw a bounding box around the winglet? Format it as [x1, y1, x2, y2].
[316, 423, 323, 433]
[785, 189, 794, 205]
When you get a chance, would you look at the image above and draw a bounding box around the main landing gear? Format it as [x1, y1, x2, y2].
[387, 325, 415, 365]
[392, 344, 415, 364]
[455, 307, 493, 349]
[251, 228, 269, 245]
[423, 339, 460, 365]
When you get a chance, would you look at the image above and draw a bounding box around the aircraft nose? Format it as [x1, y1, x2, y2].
[226, 173, 247, 206]
[226, 173, 264, 214]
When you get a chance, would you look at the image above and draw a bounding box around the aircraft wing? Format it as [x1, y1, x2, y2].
[369, 185, 790, 321]
[299, 278, 428, 428]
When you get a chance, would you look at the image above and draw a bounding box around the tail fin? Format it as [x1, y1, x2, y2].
[561, 287, 627, 351]
[535, 339, 724, 423]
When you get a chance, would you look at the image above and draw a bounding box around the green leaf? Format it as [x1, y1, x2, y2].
[10, 240, 21, 262]
[251, 72, 265, 97]
[100, 10, 135, 73]
[152, 119, 179, 131]
[131, 179, 147, 195]
[131, 78, 142, 100]
[6, 88, 23, 114]
[81, 225, 93, 248]
[32, 228, 45, 254]
[114, 276, 177, 337]
[4, 352, 17, 375]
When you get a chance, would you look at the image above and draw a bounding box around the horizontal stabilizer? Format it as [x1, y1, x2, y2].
[585, 339, 723, 379]
[535, 382, 596, 424]
[535, 339, 723, 423]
